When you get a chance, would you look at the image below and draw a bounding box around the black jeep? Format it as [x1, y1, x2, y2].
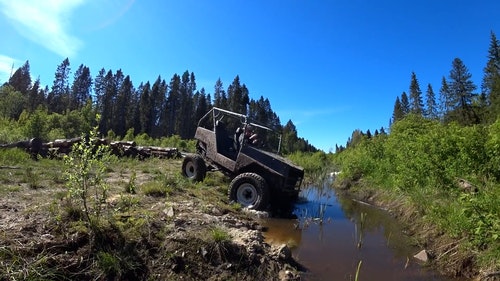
[181, 107, 304, 211]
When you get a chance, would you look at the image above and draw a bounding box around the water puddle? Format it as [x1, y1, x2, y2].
[260, 181, 464, 281]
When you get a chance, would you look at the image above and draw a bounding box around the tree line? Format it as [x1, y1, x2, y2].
[338, 31, 500, 153]
[0, 59, 316, 154]
[391, 31, 500, 127]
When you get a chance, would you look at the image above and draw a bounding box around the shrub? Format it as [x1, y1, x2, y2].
[64, 116, 114, 228]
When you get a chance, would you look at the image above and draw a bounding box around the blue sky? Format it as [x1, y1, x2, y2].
[1, 0, 499, 152]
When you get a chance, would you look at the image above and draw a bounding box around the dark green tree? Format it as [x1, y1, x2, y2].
[482, 31, 500, 120]
[138, 82, 152, 135]
[114, 75, 134, 137]
[8, 60, 31, 95]
[438, 76, 450, 121]
[98, 70, 118, 135]
[424, 83, 438, 120]
[446, 58, 478, 125]
[213, 78, 227, 109]
[27, 77, 46, 112]
[177, 71, 195, 138]
[282, 119, 298, 154]
[70, 64, 92, 111]
[48, 58, 71, 113]
[392, 96, 404, 123]
[400, 92, 410, 116]
[227, 75, 249, 115]
[149, 76, 167, 138]
[93, 68, 106, 111]
[409, 72, 424, 115]
[193, 88, 211, 130]
[164, 74, 181, 136]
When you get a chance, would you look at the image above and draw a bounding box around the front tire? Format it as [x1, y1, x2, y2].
[182, 154, 206, 182]
[228, 173, 269, 210]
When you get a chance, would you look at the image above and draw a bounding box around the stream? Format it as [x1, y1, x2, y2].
[260, 179, 466, 281]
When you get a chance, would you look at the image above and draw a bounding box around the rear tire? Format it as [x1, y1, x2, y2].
[182, 154, 206, 182]
[228, 173, 269, 210]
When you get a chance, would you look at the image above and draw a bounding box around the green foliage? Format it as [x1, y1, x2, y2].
[0, 85, 26, 120]
[141, 181, 173, 197]
[63, 117, 114, 228]
[97, 251, 120, 276]
[486, 119, 500, 179]
[123, 128, 135, 141]
[24, 167, 42, 189]
[0, 148, 29, 165]
[22, 109, 47, 140]
[0, 117, 25, 143]
[288, 151, 335, 181]
[335, 114, 500, 269]
[125, 171, 137, 194]
[210, 227, 231, 243]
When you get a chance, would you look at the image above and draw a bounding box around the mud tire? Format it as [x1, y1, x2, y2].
[228, 173, 269, 210]
[182, 154, 206, 182]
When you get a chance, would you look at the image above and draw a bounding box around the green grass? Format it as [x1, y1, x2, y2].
[334, 116, 500, 274]
[210, 227, 231, 243]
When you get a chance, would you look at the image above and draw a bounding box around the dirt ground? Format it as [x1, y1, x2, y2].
[0, 157, 302, 280]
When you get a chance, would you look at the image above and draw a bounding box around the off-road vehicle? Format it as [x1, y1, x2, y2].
[181, 107, 304, 210]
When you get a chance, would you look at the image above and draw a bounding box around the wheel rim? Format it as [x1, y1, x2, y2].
[236, 183, 258, 207]
[184, 161, 196, 178]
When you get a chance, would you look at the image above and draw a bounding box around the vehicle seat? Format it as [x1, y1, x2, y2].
[215, 121, 235, 158]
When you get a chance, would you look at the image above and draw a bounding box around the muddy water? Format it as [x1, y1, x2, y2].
[261, 181, 463, 281]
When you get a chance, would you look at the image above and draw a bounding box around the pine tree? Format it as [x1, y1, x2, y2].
[70, 64, 92, 111]
[114, 75, 134, 137]
[99, 70, 118, 135]
[392, 96, 404, 123]
[446, 58, 478, 125]
[164, 74, 181, 136]
[424, 83, 438, 120]
[282, 120, 298, 154]
[482, 31, 500, 120]
[94, 68, 106, 112]
[177, 71, 195, 138]
[438, 76, 450, 121]
[8, 60, 31, 95]
[213, 78, 227, 109]
[194, 88, 209, 128]
[227, 75, 249, 115]
[49, 58, 71, 113]
[27, 77, 45, 112]
[366, 129, 372, 139]
[409, 72, 424, 115]
[138, 82, 152, 135]
[400, 92, 410, 116]
[149, 76, 167, 138]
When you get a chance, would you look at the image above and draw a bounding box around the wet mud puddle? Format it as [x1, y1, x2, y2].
[260, 182, 462, 281]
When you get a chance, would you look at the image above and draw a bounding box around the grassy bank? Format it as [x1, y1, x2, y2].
[333, 115, 500, 279]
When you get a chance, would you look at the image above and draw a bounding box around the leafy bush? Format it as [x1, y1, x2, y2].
[334, 115, 500, 269]
[64, 117, 114, 228]
[0, 148, 29, 165]
[288, 150, 335, 181]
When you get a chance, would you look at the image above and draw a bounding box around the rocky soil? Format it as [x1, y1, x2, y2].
[0, 159, 302, 280]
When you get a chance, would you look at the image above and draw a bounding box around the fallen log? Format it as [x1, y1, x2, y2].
[0, 138, 43, 159]
[1, 137, 179, 160]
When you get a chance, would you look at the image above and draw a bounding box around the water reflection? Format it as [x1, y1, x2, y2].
[260, 181, 461, 281]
